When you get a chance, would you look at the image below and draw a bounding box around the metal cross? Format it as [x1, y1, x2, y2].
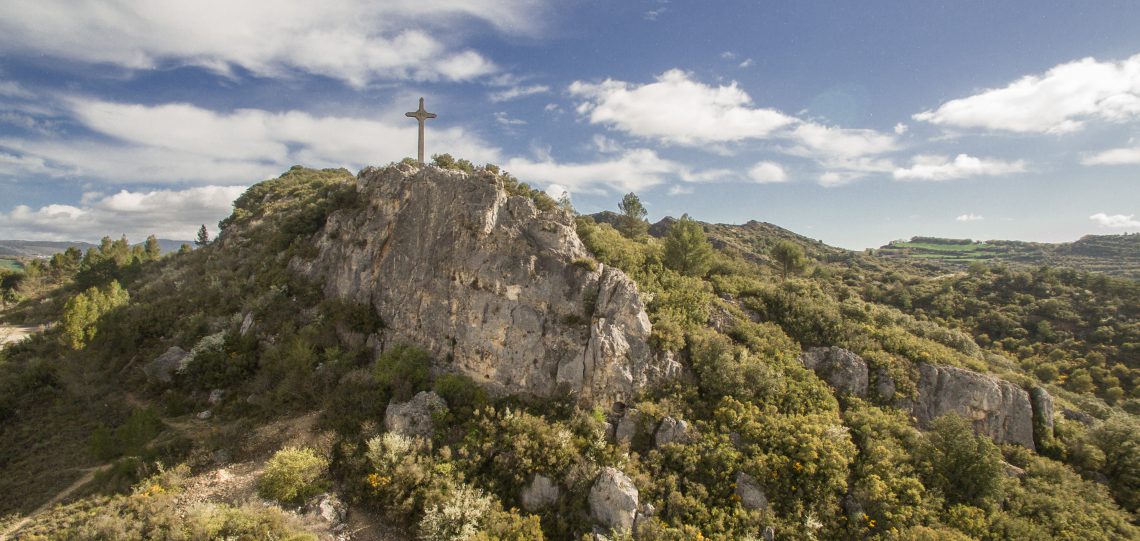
[405, 97, 437, 164]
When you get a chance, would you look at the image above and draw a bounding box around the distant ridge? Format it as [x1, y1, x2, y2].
[876, 234, 1140, 280]
[0, 239, 192, 259]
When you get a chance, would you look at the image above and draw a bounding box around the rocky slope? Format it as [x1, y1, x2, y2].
[295, 163, 675, 405]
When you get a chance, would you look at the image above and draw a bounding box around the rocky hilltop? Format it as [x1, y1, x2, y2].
[294, 163, 674, 405]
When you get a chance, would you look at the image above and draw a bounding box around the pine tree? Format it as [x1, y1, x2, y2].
[663, 214, 714, 277]
[771, 240, 807, 280]
[195, 225, 210, 247]
[617, 192, 648, 239]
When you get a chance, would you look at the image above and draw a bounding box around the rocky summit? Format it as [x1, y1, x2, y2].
[295, 163, 675, 405]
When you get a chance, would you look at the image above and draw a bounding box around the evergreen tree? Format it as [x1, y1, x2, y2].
[617, 192, 648, 239]
[195, 225, 210, 247]
[663, 214, 714, 277]
[771, 239, 807, 280]
[144, 235, 162, 259]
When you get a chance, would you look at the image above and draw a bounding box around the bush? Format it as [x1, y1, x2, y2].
[258, 447, 328, 505]
[915, 414, 1005, 511]
[417, 483, 494, 541]
[375, 345, 433, 402]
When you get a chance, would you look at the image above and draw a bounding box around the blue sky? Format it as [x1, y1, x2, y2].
[1, 1, 1139, 249]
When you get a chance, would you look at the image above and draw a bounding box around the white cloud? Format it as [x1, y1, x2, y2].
[0, 0, 546, 87]
[504, 148, 725, 194]
[0, 81, 35, 99]
[544, 183, 570, 200]
[0, 186, 247, 242]
[644, 8, 667, 20]
[568, 70, 898, 185]
[738, 58, 754, 69]
[569, 69, 797, 145]
[894, 122, 908, 134]
[667, 184, 694, 196]
[1082, 145, 1140, 165]
[893, 154, 1026, 181]
[956, 213, 984, 222]
[720, 51, 737, 60]
[489, 84, 550, 103]
[592, 134, 623, 154]
[2, 97, 501, 184]
[494, 111, 526, 126]
[748, 161, 788, 183]
[914, 53, 1140, 134]
[1090, 212, 1140, 228]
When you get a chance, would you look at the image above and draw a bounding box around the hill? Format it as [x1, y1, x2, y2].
[1, 160, 1138, 540]
[877, 234, 1140, 280]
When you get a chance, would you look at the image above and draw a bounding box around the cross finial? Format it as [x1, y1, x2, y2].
[405, 97, 437, 164]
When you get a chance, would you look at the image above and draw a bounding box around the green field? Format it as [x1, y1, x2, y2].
[0, 258, 23, 272]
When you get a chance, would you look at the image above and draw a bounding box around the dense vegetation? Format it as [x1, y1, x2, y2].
[1, 162, 1138, 540]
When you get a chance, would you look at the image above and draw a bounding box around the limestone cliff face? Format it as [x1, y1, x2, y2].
[294, 164, 668, 404]
[909, 363, 1037, 450]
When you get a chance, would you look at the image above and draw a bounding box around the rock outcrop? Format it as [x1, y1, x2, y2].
[1029, 386, 1055, 447]
[143, 346, 189, 384]
[589, 467, 638, 532]
[384, 391, 447, 438]
[735, 472, 769, 511]
[654, 416, 691, 447]
[798, 347, 869, 397]
[909, 363, 1036, 450]
[297, 164, 670, 404]
[520, 474, 560, 512]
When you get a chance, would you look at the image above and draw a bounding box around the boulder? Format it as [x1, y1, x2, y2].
[384, 391, 447, 438]
[313, 493, 347, 529]
[909, 363, 1036, 450]
[654, 416, 691, 447]
[208, 389, 226, 405]
[873, 367, 897, 401]
[589, 467, 638, 533]
[520, 474, 560, 512]
[735, 471, 769, 511]
[294, 165, 672, 405]
[1062, 408, 1095, 426]
[143, 346, 189, 384]
[614, 409, 643, 446]
[798, 347, 869, 397]
[196, 410, 212, 420]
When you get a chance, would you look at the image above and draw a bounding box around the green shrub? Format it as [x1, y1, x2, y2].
[417, 483, 494, 541]
[375, 345, 433, 402]
[915, 414, 1005, 511]
[257, 447, 328, 505]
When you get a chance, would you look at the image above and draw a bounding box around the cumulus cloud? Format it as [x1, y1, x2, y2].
[1089, 213, 1140, 228]
[1082, 145, 1140, 165]
[569, 70, 899, 184]
[747, 161, 788, 183]
[893, 154, 1026, 181]
[956, 213, 984, 222]
[504, 148, 727, 194]
[0, 186, 247, 242]
[489, 85, 550, 103]
[569, 69, 797, 145]
[914, 53, 1140, 134]
[0, 0, 547, 87]
[2, 97, 500, 185]
[894, 122, 908, 134]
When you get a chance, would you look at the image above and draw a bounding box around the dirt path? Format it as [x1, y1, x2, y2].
[0, 464, 111, 540]
[0, 325, 40, 347]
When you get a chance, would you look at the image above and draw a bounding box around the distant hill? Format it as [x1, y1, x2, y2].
[0, 239, 192, 260]
[876, 234, 1140, 280]
[0, 240, 97, 258]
